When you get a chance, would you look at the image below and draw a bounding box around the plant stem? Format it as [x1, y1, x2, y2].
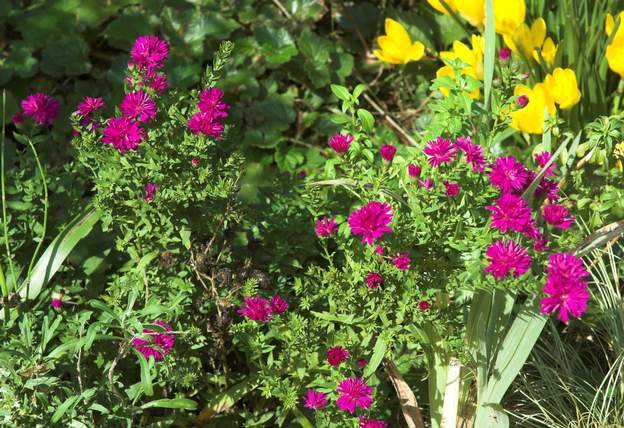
[1, 90, 17, 309]
[25, 137, 48, 300]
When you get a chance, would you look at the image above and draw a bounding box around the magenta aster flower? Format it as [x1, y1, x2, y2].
[484, 240, 531, 280]
[408, 164, 422, 178]
[533, 234, 549, 252]
[489, 156, 530, 193]
[238, 296, 273, 322]
[270, 295, 288, 314]
[486, 193, 533, 233]
[380, 144, 397, 161]
[348, 202, 393, 245]
[120, 90, 157, 122]
[374, 245, 384, 255]
[456, 136, 486, 172]
[131, 320, 175, 361]
[418, 300, 430, 311]
[359, 417, 387, 428]
[75, 96, 105, 117]
[188, 111, 225, 139]
[303, 389, 329, 410]
[336, 377, 373, 414]
[11, 113, 23, 124]
[393, 252, 410, 271]
[51, 297, 62, 310]
[327, 346, 350, 366]
[143, 182, 157, 201]
[419, 178, 434, 190]
[198, 87, 229, 118]
[517, 95, 529, 107]
[365, 272, 383, 289]
[423, 137, 458, 167]
[315, 216, 338, 237]
[20, 93, 60, 125]
[546, 253, 589, 283]
[540, 276, 589, 323]
[138, 69, 169, 95]
[534, 151, 556, 176]
[328, 132, 353, 154]
[357, 358, 368, 369]
[130, 35, 169, 70]
[191, 157, 201, 167]
[102, 117, 145, 153]
[444, 181, 460, 197]
[535, 178, 560, 202]
[498, 47, 511, 61]
[543, 204, 574, 229]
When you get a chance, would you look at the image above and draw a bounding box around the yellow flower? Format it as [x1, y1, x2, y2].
[533, 37, 558, 67]
[437, 35, 484, 99]
[427, 0, 457, 14]
[510, 83, 555, 134]
[614, 142, 624, 159]
[373, 18, 425, 65]
[544, 68, 581, 109]
[456, 0, 485, 28]
[607, 37, 624, 76]
[606, 12, 624, 39]
[504, 18, 557, 66]
[493, 0, 525, 36]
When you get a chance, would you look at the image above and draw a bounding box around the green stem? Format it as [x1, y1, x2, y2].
[1, 90, 17, 298]
[25, 137, 48, 300]
[0, 264, 9, 321]
[611, 79, 624, 115]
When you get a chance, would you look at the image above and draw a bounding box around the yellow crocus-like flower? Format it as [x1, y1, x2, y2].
[427, 0, 457, 14]
[606, 37, 624, 76]
[456, 0, 485, 28]
[373, 18, 426, 65]
[504, 18, 558, 67]
[437, 35, 484, 99]
[606, 12, 624, 39]
[534, 37, 558, 67]
[544, 68, 581, 109]
[493, 0, 525, 36]
[510, 83, 556, 134]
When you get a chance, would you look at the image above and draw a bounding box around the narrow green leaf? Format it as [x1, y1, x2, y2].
[196, 375, 259, 423]
[363, 337, 387, 378]
[51, 395, 80, 423]
[292, 407, 314, 428]
[330, 84, 350, 102]
[353, 83, 367, 99]
[141, 397, 198, 410]
[134, 349, 153, 397]
[357, 108, 375, 132]
[483, 0, 496, 112]
[474, 403, 509, 428]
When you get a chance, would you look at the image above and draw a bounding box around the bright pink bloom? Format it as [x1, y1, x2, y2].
[20, 93, 60, 125]
[533, 234, 549, 251]
[327, 346, 350, 366]
[456, 136, 486, 172]
[419, 178, 434, 190]
[141, 69, 169, 95]
[188, 111, 225, 139]
[365, 272, 383, 289]
[543, 204, 574, 229]
[498, 47, 511, 61]
[197, 87, 229, 118]
[486, 193, 533, 233]
[540, 277, 589, 323]
[11, 113, 23, 124]
[102, 117, 145, 153]
[130, 35, 169, 70]
[316, 216, 338, 237]
[535, 178, 560, 202]
[143, 182, 157, 201]
[303, 389, 329, 410]
[120, 90, 157, 122]
[238, 296, 273, 322]
[484, 240, 531, 279]
[444, 181, 460, 197]
[359, 417, 387, 428]
[51, 297, 62, 310]
[348, 202, 393, 245]
[357, 358, 368, 369]
[423, 137, 457, 167]
[393, 252, 410, 270]
[489, 156, 529, 193]
[336, 377, 373, 414]
[191, 157, 201, 167]
[328, 132, 353, 153]
[374, 245, 384, 255]
[516, 95, 529, 107]
[131, 320, 175, 361]
[380, 144, 397, 161]
[546, 253, 589, 283]
[270, 295, 288, 314]
[418, 300, 430, 311]
[76, 96, 105, 117]
[534, 151, 556, 177]
[408, 164, 422, 178]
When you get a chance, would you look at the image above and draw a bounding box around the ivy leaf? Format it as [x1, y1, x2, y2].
[41, 34, 91, 77]
[104, 13, 153, 50]
[298, 29, 331, 88]
[255, 27, 298, 66]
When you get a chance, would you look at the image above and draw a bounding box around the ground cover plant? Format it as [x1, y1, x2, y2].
[1, 0, 624, 427]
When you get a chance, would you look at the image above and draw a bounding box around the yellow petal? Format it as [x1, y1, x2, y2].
[427, 0, 457, 14]
[406, 42, 425, 62]
[530, 18, 547, 48]
[378, 36, 408, 61]
[436, 65, 454, 97]
[545, 68, 581, 109]
[541, 37, 557, 66]
[606, 13, 615, 36]
[373, 49, 404, 64]
[456, 0, 485, 28]
[607, 38, 624, 77]
[493, 0, 525, 36]
[384, 18, 412, 50]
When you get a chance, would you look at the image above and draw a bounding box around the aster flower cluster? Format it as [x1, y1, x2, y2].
[303, 377, 380, 423]
[131, 320, 176, 361]
[237, 294, 288, 322]
[540, 253, 589, 323]
[187, 87, 230, 139]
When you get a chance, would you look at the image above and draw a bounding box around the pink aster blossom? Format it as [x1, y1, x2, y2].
[20, 93, 60, 125]
[75, 96, 105, 117]
[51, 297, 62, 310]
[303, 389, 329, 410]
[131, 320, 175, 361]
[535, 178, 560, 202]
[270, 295, 288, 314]
[327, 346, 350, 366]
[188, 111, 225, 139]
[143, 182, 157, 201]
[198, 87, 229, 118]
[489, 156, 530, 193]
[238, 296, 273, 322]
[102, 117, 145, 153]
[498, 47, 511, 61]
[456, 136, 486, 172]
[11, 113, 23, 124]
[336, 377, 373, 414]
[408, 164, 422, 178]
[328, 132, 353, 154]
[423, 137, 458, 167]
[486, 193, 533, 233]
[543, 204, 575, 229]
[419, 178, 434, 190]
[534, 151, 556, 176]
[533, 234, 549, 252]
[365, 272, 383, 289]
[120, 90, 157, 122]
[374, 245, 384, 255]
[444, 181, 460, 197]
[316, 216, 338, 237]
[348, 202, 393, 245]
[359, 417, 387, 428]
[393, 252, 410, 271]
[380, 144, 397, 161]
[141, 69, 169, 95]
[484, 240, 531, 279]
[546, 253, 589, 283]
[357, 358, 368, 369]
[130, 35, 169, 70]
[191, 157, 201, 167]
[516, 95, 529, 107]
[540, 277, 589, 323]
[418, 300, 430, 311]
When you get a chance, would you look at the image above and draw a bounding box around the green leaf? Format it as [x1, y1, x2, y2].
[196, 375, 259, 423]
[41, 34, 91, 77]
[353, 84, 367, 99]
[134, 349, 154, 397]
[141, 397, 198, 410]
[330, 84, 351, 102]
[363, 337, 387, 378]
[104, 13, 153, 50]
[51, 395, 80, 423]
[255, 27, 298, 65]
[474, 403, 509, 428]
[357, 109, 375, 132]
[298, 29, 331, 88]
[483, 0, 496, 112]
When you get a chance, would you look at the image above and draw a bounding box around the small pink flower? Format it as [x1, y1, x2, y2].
[143, 182, 157, 201]
[542, 204, 575, 229]
[75, 96, 105, 117]
[418, 300, 430, 311]
[328, 132, 353, 154]
[102, 117, 145, 153]
[130, 35, 169, 70]
[197, 87, 229, 118]
[336, 377, 373, 414]
[357, 358, 368, 369]
[51, 297, 62, 310]
[393, 252, 410, 271]
[380, 144, 397, 161]
[315, 216, 338, 237]
[303, 389, 329, 410]
[444, 181, 460, 197]
[423, 137, 458, 167]
[131, 320, 175, 361]
[408, 164, 422, 178]
[540, 254, 589, 323]
[419, 178, 434, 190]
[374, 245, 384, 255]
[486, 193, 533, 233]
[535, 178, 560, 202]
[141, 69, 169, 95]
[11, 113, 23, 124]
[188, 111, 225, 139]
[456, 136, 486, 172]
[327, 346, 350, 366]
[484, 240, 532, 280]
[191, 157, 201, 167]
[270, 295, 288, 314]
[516, 95, 529, 107]
[498, 47, 511, 61]
[489, 156, 530, 193]
[120, 90, 157, 122]
[238, 296, 273, 322]
[534, 151, 556, 177]
[348, 202, 393, 245]
[20, 93, 60, 125]
[359, 417, 387, 428]
[365, 272, 383, 289]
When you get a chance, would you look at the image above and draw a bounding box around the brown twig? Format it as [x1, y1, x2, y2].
[108, 340, 131, 399]
[384, 359, 426, 428]
[272, 0, 292, 19]
[361, 92, 418, 147]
